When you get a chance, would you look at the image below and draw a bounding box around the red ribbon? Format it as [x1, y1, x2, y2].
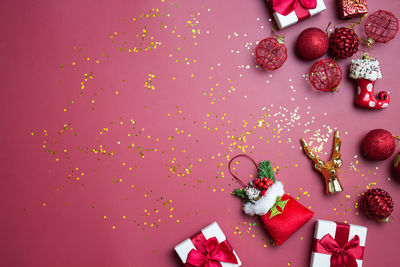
[271, 0, 317, 18]
[313, 222, 364, 267]
[186, 232, 238, 267]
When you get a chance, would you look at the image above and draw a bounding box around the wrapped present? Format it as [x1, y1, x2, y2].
[230, 155, 314, 245]
[310, 220, 367, 267]
[175, 222, 241, 267]
[269, 0, 327, 29]
[338, 0, 368, 19]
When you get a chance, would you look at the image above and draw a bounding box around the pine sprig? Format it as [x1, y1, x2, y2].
[258, 160, 275, 182]
[232, 188, 251, 203]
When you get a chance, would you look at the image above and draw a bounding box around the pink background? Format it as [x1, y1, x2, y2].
[2, 0, 400, 266]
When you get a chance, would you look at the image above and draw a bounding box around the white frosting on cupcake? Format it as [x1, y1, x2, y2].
[349, 56, 382, 81]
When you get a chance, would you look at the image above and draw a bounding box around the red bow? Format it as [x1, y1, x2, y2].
[319, 234, 361, 267]
[186, 237, 238, 267]
[271, 0, 317, 16]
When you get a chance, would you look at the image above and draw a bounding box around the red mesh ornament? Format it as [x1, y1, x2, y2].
[365, 10, 399, 43]
[360, 188, 394, 223]
[255, 37, 287, 70]
[309, 58, 342, 92]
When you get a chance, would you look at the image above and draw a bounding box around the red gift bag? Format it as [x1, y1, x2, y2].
[230, 154, 314, 245]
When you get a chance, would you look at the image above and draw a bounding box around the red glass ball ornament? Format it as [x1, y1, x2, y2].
[365, 10, 399, 43]
[296, 27, 329, 60]
[360, 188, 394, 223]
[255, 37, 288, 70]
[309, 58, 342, 92]
[362, 129, 396, 161]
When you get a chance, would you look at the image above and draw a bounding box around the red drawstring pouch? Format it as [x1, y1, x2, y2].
[229, 154, 314, 245]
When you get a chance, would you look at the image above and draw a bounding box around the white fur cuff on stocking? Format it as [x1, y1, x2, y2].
[243, 181, 284, 216]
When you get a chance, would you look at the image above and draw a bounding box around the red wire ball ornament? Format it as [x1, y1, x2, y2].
[255, 37, 288, 70]
[365, 10, 399, 43]
[309, 58, 342, 92]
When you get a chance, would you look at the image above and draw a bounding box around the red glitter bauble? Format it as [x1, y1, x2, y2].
[365, 10, 399, 43]
[309, 58, 342, 92]
[362, 129, 396, 161]
[255, 37, 287, 70]
[360, 188, 394, 223]
[296, 28, 329, 60]
[329, 27, 359, 59]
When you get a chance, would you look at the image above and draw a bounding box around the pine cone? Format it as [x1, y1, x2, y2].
[245, 187, 261, 201]
[360, 188, 394, 222]
[329, 27, 359, 59]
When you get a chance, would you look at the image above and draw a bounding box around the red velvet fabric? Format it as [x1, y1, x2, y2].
[261, 194, 314, 245]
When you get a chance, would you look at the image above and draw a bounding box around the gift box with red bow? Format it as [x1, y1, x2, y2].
[175, 222, 241, 267]
[310, 220, 368, 267]
[268, 0, 327, 29]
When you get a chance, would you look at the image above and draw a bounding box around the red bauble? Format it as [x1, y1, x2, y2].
[360, 188, 394, 223]
[309, 58, 342, 92]
[365, 10, 399, 43]
[255, 37, 287, 70]
[296, 28, 329, 60]
[362, 129, 395, 161]
[394, 153, 400, 180]
[329, 27, 359, 59]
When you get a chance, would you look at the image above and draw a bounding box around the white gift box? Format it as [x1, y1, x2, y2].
[269, 0, 327, 29]
[310, 220, 367, 267]
[175, 222, 241, 266]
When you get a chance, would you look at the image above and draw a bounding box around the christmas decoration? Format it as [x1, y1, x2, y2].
[362, 129, 395, 161]
[270, 0, 326, 29]
[255, 37, 287, 70]
[394, 153, 400, 180]
[229, 154, 313, 245]
[296, 27, 329, 60]
[329, 27, 359, 59]
[365, 10, 399, 44]
[360, 188, 394, 223]
[309, 58, 342, 91]
[310, 220, 367, 267]
[337, 0, 368, 19]
[301, 130, 343, 195]
[175, 222, 241, 267]
[350, 53, 390, 109]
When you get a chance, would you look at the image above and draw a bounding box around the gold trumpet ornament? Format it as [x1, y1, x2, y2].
[300, 130, 343, 195]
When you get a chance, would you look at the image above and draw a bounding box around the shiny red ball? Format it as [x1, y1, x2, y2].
[362, 129, 396, 161]
[296, 27, 329, 60]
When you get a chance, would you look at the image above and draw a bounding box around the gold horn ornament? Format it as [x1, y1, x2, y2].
[300, 130, 343, 195]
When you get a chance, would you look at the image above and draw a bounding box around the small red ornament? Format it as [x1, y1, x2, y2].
[329, 27, 359, 59]
[296, 27, 329, 60]
[255, 37, 287, 70]
[360, 188, 394, 223]
[362, 129, 396, 161]
[365, 10, 399, 44]
[309, 58, 342, 92]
